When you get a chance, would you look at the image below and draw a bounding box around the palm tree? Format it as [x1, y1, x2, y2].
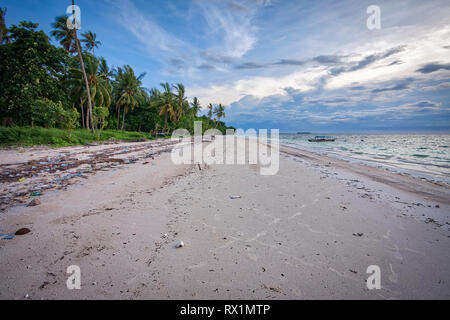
[0, 8, 9, 44]
[214, 104, 225, 122]
[81, 31, 101, 56]
[207, 103, 214, 119]
[50, 15, 76, 54]
[99, 57, 113, 83]
[114, 65, 146, 130]
[159, 83, 176, 133]
[173, 83, 187, 122]
[69, 0, 94, 133]
[191, 97, 201, 116]
[68, 53, 112, 129]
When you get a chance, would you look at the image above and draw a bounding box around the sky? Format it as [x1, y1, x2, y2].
[3, 0, 450, 132]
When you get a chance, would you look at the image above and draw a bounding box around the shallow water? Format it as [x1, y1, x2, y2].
[279, 133, 450, 184]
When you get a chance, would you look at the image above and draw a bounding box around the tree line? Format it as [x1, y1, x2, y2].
[0, 7, 232, 139]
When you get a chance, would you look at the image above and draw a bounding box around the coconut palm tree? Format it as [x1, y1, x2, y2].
[99, 57, 113, 83]
[69, 0, 94, 133]
[50, 15, 76, 54]
[214, 104, 225, 122]
[114, 65, 146, 130]
[173, 83, 188, 122]
[191, 97, 201, 116]
[68, 53, 112, 129]
[207, 103, 214, 119]
[81, 31, 101, 56]
[159, 83, 176, 133]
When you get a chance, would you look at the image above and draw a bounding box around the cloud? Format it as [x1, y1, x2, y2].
[313, 55, 345, 64]
[235, 62, 267, 69]
[274, 59, 306, 66]
[349, 46, 406, 72]
[401, 100, 442, 111]
[328, 46, 406, 77]
[114, 0, 190, 54]
[106, 0, 450, 131]
[416, 62, 450, 74]
[194, 0, 261, 58]
[421, 81, 450, 91]
[371, 78, 415, 93]
[197, 63, 216, 71]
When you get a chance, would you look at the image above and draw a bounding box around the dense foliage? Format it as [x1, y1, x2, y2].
[0, 13, 233, 146]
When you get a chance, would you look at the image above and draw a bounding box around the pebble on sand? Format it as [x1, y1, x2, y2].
[15, 228, 31, 235]
[27, 199, 41, 207]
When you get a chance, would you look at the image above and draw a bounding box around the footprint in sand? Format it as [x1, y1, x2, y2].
[388, 263, 398, 284]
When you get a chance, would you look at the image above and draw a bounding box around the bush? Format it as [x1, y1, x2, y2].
[0, 126, 153, 148]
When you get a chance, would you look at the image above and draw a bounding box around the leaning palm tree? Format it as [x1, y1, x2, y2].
[191, 97, 201, 116]
[159, 83, 176, 133]
[68, 53, 112, 129]
[114, 65, 146, 130]
[81, 31, 101, 56]
[69, 0, 94, 133]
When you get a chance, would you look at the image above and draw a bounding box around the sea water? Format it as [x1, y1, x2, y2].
[279, 133, 450, 185]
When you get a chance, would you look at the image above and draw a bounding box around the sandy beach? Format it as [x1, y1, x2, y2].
[0, 139, 449, 299]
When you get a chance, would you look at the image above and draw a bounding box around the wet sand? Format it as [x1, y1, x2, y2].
[0, 139, 449, 299]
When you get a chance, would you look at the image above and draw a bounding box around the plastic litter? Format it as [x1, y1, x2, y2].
[229, 196, 242, 199]
[175, 241, 185, 248]
[18, 178, 25, 182]
[0, 234, 14, 240]
[30, 192, 40, 197]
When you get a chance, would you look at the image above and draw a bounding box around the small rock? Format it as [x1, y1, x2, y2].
[15, 228, 31, 235]
[27, 199, 41, 207]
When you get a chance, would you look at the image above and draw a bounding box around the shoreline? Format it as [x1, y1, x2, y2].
[0, 139, 449, 299]
[277, 134, 450, 186]
[278, 143, 450, 205]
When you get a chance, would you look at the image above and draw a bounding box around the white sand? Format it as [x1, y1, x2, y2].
[0, 140, 449, 299]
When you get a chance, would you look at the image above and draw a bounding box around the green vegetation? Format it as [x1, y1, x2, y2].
[0, 126, 153, 148]
[0, 5, 233, 147]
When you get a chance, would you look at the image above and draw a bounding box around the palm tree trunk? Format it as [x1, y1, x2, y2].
[72, 0, 94, 134]
[163, 112, 168, 133]
[80, 98, 85, 129]
[86, 104, 90, 130]
[121, 109, 126, 131]
[117, 106, 121, 130]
